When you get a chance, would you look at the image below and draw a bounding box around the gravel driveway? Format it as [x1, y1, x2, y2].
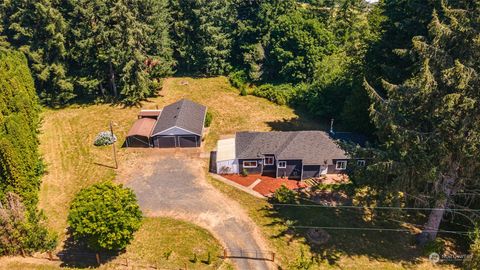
[123, 150, 272, 270]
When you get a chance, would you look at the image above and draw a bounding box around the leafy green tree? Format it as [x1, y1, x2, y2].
[1, 0, 74, 105]
[267, 11, 336, 83]
[68, 182, 142, 251]
[365, 1, 480, 244]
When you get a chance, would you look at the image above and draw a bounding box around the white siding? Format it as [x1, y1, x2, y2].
[155, 126, 195, 136]
[216, 160, 239, 174]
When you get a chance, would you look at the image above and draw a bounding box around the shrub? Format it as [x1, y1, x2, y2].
[94, 131, 117, 146]
[0, 192, 57, 255]
[204, 111, 213, 127]
[252, 84, 298, 106]
[228, 70, 248, 89]
[206, 251, 212, 265]
[272, 185, 296, 204]
[164, 250, 173, 260]
[240, 85, 248, 96]
[191, 252, 198, 263]
[241, 169, 248, 177]
[465, 227, 480, 269]
[67, 182, 142, 251]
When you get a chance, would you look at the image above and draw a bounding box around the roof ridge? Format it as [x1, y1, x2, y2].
[276, 132, 301, 157]
[171, 99, 186, 127]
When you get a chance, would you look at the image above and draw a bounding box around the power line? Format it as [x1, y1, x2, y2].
[291, 226, 470, 235]
[271, 203, 480, 212]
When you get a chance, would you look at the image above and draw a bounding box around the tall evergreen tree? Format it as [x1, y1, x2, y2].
[66, 0, 173, 104]
[232, 0, 295, 81]
[365, 0, 480, 243]
[365, 0, 436, 91]
[170, 0, 234, 75]
[1, 0, 73, 105]
[0, 47, 42, 207]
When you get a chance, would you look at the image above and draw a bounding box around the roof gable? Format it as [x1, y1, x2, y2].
[152, 99, 207, 136]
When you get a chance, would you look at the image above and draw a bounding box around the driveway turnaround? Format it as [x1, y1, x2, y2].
[122, 150, 272, 270]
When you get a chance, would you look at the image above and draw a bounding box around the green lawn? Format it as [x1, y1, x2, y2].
[207, 175, 460, 270]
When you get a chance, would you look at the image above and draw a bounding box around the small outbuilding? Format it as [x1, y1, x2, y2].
[125, 118, 157, 147]
[151, 99, 207, 148]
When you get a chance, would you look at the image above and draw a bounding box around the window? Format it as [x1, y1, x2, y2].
[336, 161, 347, 170]
[278, 161, 287, 168]
[264, 156, 274, 165]
[243, 161, 258, 168]
[357, 160, 366, 166]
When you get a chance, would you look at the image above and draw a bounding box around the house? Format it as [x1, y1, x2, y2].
[125, 99, 207, 148]
[213, 131, 366, 180]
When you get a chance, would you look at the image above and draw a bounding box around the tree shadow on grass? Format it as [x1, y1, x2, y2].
[262, 199, 467, 268]
[58, 231, 123, 268]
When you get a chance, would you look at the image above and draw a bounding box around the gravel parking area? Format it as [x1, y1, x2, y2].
[121, 150, 272, 270]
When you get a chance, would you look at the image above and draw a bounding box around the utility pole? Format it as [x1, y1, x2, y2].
[110, 121, 118, 169]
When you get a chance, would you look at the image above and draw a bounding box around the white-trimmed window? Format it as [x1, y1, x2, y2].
[264, 156, 274, 165]
[336, 161, 347, 170]
[357, 160, 366, 167]
[278, 161, 287, 168]
[243, 161, 258, 168]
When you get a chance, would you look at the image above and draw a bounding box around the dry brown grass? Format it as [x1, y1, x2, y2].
[38, 76, 322, 238]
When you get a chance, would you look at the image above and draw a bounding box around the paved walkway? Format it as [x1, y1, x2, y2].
[122, 152, 272, 270]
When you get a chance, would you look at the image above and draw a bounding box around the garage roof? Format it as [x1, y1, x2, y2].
[138, 110, 162, 118]
[127, 118, 157, 137]
[152, 99, 207, 136]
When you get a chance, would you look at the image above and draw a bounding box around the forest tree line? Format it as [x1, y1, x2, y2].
[0, 0, 381, 133]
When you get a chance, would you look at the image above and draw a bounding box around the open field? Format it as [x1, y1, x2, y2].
[207, 175, 460, 270]
[38, 76, 316, 238]
[1, 217, 227, 270]
[35, 76, 461, 269]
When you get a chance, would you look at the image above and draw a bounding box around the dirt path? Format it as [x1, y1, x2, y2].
[120, 150, 273, 270]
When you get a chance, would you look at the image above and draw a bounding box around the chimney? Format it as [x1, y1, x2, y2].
[330, 118, 335, 135]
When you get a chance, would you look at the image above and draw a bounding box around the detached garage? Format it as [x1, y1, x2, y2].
[151, 99, 207, 148]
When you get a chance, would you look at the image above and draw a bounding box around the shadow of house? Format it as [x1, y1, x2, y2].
[58, 232, 122, 268]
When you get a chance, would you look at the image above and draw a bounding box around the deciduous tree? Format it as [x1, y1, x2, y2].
[68, 182, 142, 251]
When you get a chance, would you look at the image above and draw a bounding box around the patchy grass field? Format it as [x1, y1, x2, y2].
[118, 217, 225, 269]
[38, 76, 322, 239]
[1, 217, 227, 270]
[207, 175, 460, 270]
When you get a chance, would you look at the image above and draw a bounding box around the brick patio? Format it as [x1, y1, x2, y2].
[221, 174, 307, 197]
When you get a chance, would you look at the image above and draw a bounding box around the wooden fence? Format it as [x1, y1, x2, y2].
[223, 248, 276, 262]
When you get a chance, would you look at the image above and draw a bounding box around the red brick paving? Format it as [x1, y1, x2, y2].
[222, 174, 307, 196]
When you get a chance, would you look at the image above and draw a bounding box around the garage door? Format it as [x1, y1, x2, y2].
[178, 136, 197, 148]
[155, 136, 176, 148]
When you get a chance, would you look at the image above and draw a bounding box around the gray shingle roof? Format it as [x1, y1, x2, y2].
[235, 131, 348, 165]
[152, 99, 207, 136]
